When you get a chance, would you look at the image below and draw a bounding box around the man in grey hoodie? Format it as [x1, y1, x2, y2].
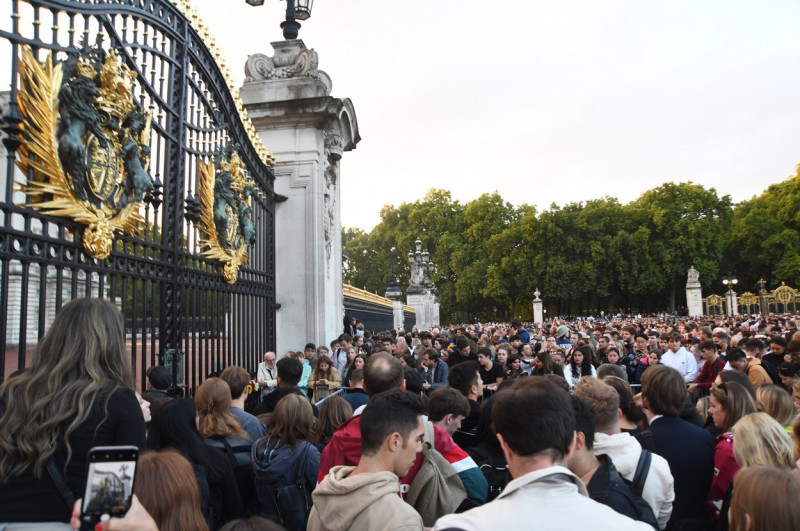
[307, 389, 425, 531]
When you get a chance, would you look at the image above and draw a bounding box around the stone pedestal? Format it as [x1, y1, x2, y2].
[533, 289, 543, 324]
[685, 266, 703, 317]
[385, 277, 405, 331]
[240, 40, 359, 357]
[726, 292, 738, 317]
[392, 301, 405, 331]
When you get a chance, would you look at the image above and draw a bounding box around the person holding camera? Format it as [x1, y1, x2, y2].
[0, 298, 146, 524]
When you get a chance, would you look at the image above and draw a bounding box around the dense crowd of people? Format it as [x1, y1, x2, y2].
[1, 299, 800, 530]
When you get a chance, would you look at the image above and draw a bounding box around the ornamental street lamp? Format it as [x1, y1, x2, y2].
[245, 0, 314, 40]
[408, 239, 435, 287]
[722, 274, 738, 317]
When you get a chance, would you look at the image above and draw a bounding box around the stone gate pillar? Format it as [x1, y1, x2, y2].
[533, 289, 544, 324]
[240, 41, 360, 356]
[686, 265, 703, 317]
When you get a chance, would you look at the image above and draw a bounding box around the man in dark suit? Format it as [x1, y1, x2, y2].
[636, 365, 714, 531]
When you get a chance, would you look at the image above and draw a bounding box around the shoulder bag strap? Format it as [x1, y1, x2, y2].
[214, 436, 239, 468]
[294, 442, 310, 483]
[631, 449, 652, 497]
[46, 455, 76, 510]
[639, 429, 658, 453]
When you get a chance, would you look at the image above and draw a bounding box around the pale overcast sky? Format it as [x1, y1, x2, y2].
[8, 1, 799, 231]
[192, 0, 800, 231]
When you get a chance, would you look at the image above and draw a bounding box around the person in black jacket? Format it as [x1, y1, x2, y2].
[148, 399, 244, 529]
[253, 357, 318, 417]
[637, 365, 714, 531]
[567, 397, 658, 529]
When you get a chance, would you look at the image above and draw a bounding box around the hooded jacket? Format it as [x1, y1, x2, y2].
[307, 465, 424, 531]
[318, 414, 488, 503]
[593, 432, 675, 530]
[251, 437, 320, 522]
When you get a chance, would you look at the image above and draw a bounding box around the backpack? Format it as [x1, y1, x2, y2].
[405, 421, 468, 526]
[593, 454, 658, 530]
[209, 435, 257, 515]
[468, 443, 512, 501]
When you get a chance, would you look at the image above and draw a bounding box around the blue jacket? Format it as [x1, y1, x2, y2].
[251, 437, 320, 522]
[418, 359, 449, 390]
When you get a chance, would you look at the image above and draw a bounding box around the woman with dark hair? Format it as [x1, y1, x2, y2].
[251, 393, 320, 530]
[495, 345, 510, 373]
[148, 398, 244, 529]
[778, 361, 800, 391]
[563, 346, 597, 387]
[504, 354, 525, 380]
[349, 353, 366, 375]
[313, 396, 353, 452]
[309, 354, 342, 403]
[359, 342, 372, 357]
[600, 347, 628, 381]
[400, 353, 418, 370]
[601, 375, 648, 434]
[707, 381, 757, 518]
[135, 450, 209, 531]
[0, 298, 145, 524]
[531, 351, 565, 378]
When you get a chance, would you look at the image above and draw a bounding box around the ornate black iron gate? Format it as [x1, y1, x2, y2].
[0, 0, 276, 392]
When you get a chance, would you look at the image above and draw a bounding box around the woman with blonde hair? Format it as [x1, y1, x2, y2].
[732, 412, 794, 469]
[195, 377, 256, 515]
[756, 384, 796, 430]
[0, 298, 145, 523]
[135, 450, 209, 531]
[251, 393, 320, 530]
[729, 466, 800, 531]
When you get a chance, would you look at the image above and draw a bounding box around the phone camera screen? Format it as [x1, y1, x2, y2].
[82, 458, 136, 521]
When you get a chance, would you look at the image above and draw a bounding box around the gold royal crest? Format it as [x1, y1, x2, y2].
[14, 41, 153, 259]
[196, 144, 258, 284]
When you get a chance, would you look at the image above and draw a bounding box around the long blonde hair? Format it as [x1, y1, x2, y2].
[732, 412, 795, 469]
[195, 377, 247, 438]
[756, 384, 796, 427]
[0, 298, 134, 481]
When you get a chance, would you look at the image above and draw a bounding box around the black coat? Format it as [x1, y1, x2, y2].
[636, 416, 714, 528]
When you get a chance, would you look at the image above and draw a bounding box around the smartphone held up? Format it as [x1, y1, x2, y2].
[80, 446, 138, 530]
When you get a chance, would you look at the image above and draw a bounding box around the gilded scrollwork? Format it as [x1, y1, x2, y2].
[14, 41, 152, 259]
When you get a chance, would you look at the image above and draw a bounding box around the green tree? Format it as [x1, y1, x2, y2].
[632, 182, 733, 310]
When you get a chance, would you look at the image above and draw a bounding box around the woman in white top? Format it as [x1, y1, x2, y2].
[563, 346, 597, 387]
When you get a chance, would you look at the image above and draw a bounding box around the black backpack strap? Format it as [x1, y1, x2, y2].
[295, 443, 310, 484]
[639, 429, 658, 453]
[213, 436, 239, 469]
[46, 455, 76, 510]
[631, 449, 652, 498]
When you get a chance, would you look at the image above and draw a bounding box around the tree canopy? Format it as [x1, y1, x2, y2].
[343, 167, 800, 322]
